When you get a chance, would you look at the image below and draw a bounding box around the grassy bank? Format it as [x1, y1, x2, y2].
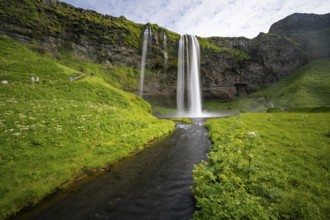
[193, 113, 330, 219]
[0, 35, 175, 219]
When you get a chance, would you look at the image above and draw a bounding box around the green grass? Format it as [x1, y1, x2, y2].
[54, 52, 140, 92]
[151, 105, 177, 117]
[199, 37, 250, 63]
[169, 118, 193, 124]
[0, 35, 175, 219]
[204, 59, 330, 113]
[192, 113, 330, 219]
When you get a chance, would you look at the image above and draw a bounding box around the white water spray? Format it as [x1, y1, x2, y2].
[139, 26, 152, 97]
[177, 35, 203, 117]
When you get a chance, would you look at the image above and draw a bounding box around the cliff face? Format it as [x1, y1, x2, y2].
[199, 34, 307, 99]
[0, 1, 328, 100]
[0, 0, 178, 67]
[269, 13, 330, 60]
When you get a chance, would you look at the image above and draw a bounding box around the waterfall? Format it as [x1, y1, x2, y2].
[189, 36, 202, 116]
[177, 35, 202, 117]
[177, 35, 185, 114]
[163, 32, 168, 74]
[139, 26, 152, 97]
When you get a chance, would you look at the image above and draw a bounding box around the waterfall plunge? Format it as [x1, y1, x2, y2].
[177, 35, 203, 117]
[139, 26, 152, 97]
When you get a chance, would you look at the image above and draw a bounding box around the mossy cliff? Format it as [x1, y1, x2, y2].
[0, 1, 329, 100]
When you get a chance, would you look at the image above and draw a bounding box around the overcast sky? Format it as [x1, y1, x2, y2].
[60, 0, 330, 38]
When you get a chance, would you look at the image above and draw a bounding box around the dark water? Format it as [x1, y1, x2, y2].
[14, 119, 211, 220]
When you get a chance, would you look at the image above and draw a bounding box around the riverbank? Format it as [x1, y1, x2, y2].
[0, 35, 175, 220]
[12, 120, 210, 220]
[192, 112, 330, 219]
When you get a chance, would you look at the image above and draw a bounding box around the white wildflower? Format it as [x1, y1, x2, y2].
[247, 131, 258, 136]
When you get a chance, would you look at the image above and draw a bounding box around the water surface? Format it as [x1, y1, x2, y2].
[14, 119, 211, 220]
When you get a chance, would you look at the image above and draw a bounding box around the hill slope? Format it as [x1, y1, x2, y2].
[0, 35, 174, 219]
[204, 59, 330, 113]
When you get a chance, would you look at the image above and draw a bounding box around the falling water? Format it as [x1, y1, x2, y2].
[189, 36, 202, 116]
[177, 35, 185, 113]
[163, 32, 168, 74]
[139, 26, 152, 97]
[177, 35, 202, 117]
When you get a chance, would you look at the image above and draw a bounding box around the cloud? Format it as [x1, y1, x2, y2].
[60, 0, 330, 38]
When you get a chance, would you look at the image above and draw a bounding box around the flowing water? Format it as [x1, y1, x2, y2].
[139, 26, 152, 97]
[14, 119, 211, 220]
[163, 32, 168, 74]
[177, 35, 185, 113]
[176, 35, 203, 118]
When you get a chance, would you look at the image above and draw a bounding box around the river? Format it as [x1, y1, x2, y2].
[14, 119, 211, 220]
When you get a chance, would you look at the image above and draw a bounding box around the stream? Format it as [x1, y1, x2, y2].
[14, 119, 211, 220]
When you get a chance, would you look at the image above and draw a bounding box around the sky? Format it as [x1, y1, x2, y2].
[60, 0, 330, 38]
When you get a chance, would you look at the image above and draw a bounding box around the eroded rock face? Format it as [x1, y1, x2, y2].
[199, 33, 307, 99]
[269, 13, 330, 60]
[0, 1, 328, 101]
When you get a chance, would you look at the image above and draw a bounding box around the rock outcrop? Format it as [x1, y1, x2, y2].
[269, 13, 330, 60]
[0, 1, 328, 100]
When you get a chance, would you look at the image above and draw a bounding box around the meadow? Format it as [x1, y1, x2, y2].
[0, 35, 174, 219]
[192, 113, 330, 219]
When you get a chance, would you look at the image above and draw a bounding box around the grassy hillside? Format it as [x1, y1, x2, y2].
[53, 51, 140, 92]
[204, 59, 330, 113]
[0, 35, 175, 219]
[193, 113, 330, 219]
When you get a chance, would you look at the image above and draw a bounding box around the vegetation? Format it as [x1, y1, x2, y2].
[0, 35, 175, 219]
[204, 59, 330, 113]
[0, 0, 145, 48]
[152, 105, 177, 117]
[199, 37, 250, 63]
[169, 118, 193, 124]
[193, 113, 330, 219]
[54, 52, 139, 92]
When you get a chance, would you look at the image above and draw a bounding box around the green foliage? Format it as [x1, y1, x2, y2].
[0, 0, 145, 48]
[169, 118, 193, 124]
[0, 35, 175, 219]
[0, 0, 39, 26]
[152, 105, 177, 117]
[204, 59, 330, 113]
[198, 38, 223, 52]
[193, 113, 330, 219]
[199, 37, 250, 63]
[55, 52, 139, 92]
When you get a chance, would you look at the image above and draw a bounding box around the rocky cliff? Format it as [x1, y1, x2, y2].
[0, 1, 328, 100]
[2, 0, 148, 64]
[199, 33, 307, 99]
[269, 13, 330, 60]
